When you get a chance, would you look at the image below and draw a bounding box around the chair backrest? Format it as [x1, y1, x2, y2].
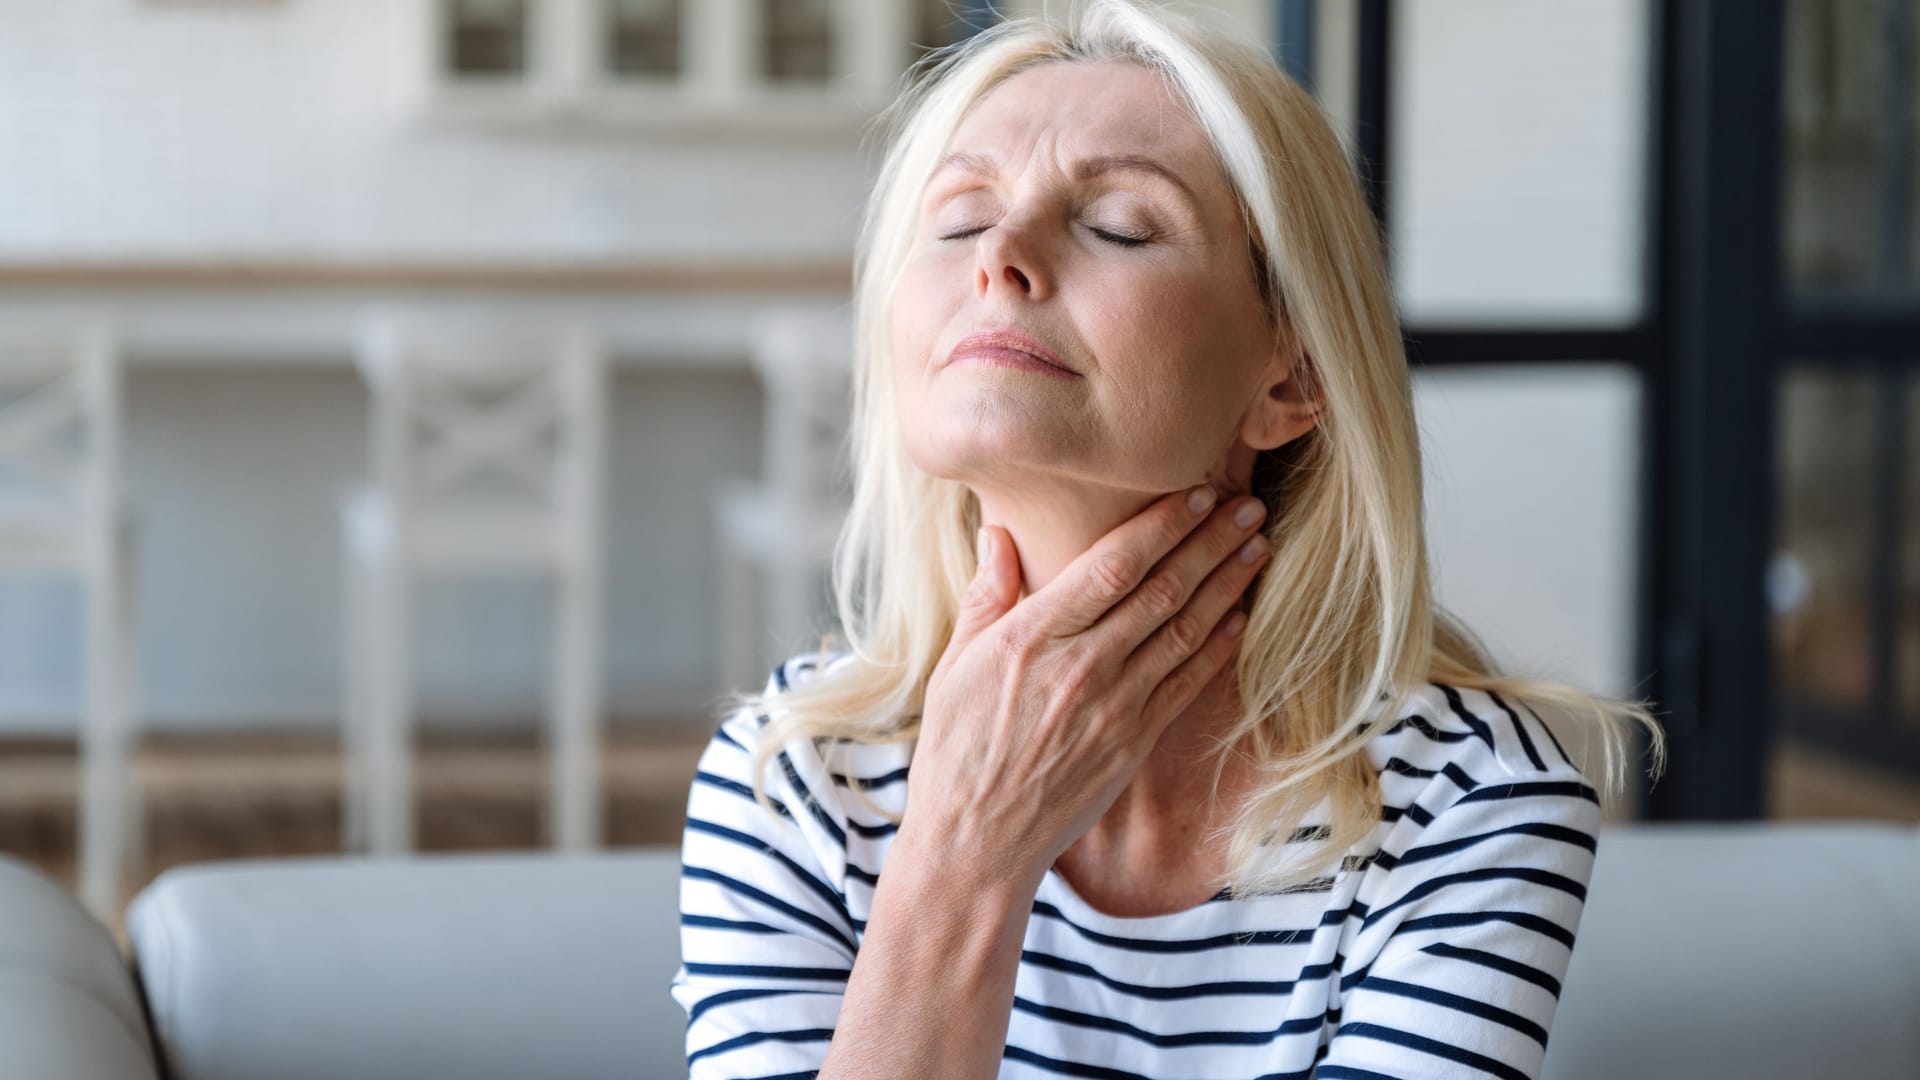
[0, 312, 121, 515]
[746, 304, 852, 505]
[352, 308, 606, 546]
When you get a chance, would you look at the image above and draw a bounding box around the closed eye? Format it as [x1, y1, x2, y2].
[937, 223, 1151, 248]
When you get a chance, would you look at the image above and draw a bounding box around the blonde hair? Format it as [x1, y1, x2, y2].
[727, 0, 1667, 898]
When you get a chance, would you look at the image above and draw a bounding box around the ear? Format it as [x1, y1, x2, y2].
[1240, 318, 1322, 452]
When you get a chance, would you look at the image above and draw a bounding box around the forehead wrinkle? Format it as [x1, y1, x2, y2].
[930, 147, 1203, 211]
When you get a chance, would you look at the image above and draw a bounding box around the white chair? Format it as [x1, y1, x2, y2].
[0, 312, 142, 922]
[714, 305, 853, 693]
[340, 309, 608, 856]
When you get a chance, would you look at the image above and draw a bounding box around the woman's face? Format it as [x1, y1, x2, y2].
[889, 59, 1302, 501]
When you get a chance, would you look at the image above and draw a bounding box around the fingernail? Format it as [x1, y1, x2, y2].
[1223, 611, 1248, 637]
[1188, 486, 1216, 515]
[1238, 535, 1268, 563]
[1234, 499, 1266, 529]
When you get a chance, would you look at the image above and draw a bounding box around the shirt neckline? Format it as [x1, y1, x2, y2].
[1037, 862, 1236, 927]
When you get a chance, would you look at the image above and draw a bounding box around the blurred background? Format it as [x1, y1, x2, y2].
[0, 0, 1912, 943]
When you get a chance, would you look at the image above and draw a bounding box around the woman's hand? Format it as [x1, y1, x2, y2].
[904, 485, 1273, 887]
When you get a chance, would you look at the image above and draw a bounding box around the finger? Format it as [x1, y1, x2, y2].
[1029, 485, 1217, 637]
[1126, 523, 1269, 701]
[1086, 494, 1267, 661]
[1138, 597, 1253, 740]
[947, 524, 1021, 659]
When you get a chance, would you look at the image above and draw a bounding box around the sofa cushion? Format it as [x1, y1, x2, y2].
[126, 848, 688, 1080]
[0, 855, 160, 1080]
[1545, 820, 1920, 1080]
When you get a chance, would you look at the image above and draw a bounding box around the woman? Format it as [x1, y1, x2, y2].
[672, 1, 1667, 1076]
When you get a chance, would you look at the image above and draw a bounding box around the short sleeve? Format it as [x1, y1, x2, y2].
[669, 662, 858, 1078]
[1315, 771, 1604, 1080]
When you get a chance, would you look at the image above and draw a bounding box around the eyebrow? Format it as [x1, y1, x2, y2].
[931, 150, 1200, 207]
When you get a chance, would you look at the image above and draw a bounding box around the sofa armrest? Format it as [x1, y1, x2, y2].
[125, 848, 687, 1080]
[0, 855, 161, 1080]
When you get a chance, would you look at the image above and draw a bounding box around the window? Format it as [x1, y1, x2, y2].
[761, 0, 834, 85]
[428, 0, 1007, 130]
[446, 0, 531, 78]
[606, 0, 681, 80]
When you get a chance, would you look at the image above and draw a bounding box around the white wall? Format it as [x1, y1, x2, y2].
[0, 0, 874, 259]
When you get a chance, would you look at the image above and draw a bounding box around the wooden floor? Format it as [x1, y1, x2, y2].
[1, 727, 1915, 947]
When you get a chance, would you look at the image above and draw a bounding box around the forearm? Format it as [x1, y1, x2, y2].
[817, 819, 1041, 1080]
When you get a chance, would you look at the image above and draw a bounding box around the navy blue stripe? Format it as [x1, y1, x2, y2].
[714, 725, 747, 752]
[777, 748, 850, 848]
[1388, 712, 1473, 743]
[1435, 682, 1500, 754]
[682, 960, 850, 983]
[1312, 1068, 1398, 1079]
[1520, 700, 1578, 771]
[1420, 941, 1563, 996]
[1361, 867, 1587, 931]
[682, 913, 785, 935]
[1334, 1021, 1531, 1080]
[1374, 821, 1597, 871]
[830, 764, 909, 790]
[1378, 800, 1434, 827]
[692, 769, 795, 822]
[1351, 975, 1548, 1046]
[684, 986, 816, 1025]
[1392, 909, 1577, 949]
[684, 817, 855, 932]
[1020, 947, 1336, 1000]
[1380, 757, 1479, 792]
[1456, 778, 1600, 807]
[1029, 899, 1336, 953]
[1484, 688, 1550, 773]
[741, 1072, 820, 1080]
[687, 1026, 833, 1067]
[1012, 995, 1322, 1048]
[681, 865, 858, 956]
[1001, 1044, 1154, 1079]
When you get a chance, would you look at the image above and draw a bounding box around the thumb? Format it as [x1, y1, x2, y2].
[955, 525, 1019, 639]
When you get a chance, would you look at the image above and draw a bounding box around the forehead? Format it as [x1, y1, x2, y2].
[948, 59, 1216, 171]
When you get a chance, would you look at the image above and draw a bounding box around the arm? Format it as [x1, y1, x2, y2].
[815, 817, 1041, 1080]
[1314, 771, 1604, 1080]
[671, 704, 1040, 1079]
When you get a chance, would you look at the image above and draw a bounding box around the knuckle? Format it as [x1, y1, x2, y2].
[1162, 609, 1207, 656]
[1136, 573, 1185, 620]
[1160, 664, 1200, 704]
[1055, 657, 1099, 702]
[1086, 551, 1137, 605]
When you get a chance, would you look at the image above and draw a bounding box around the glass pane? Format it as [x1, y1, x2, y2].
[1771, 366, 1879, 712]
[1779, 0, 1920, 297]
[446, 0, 529, 77]
[1388, 0, 1651, 326]
[607, 0, 682, 78]
[761, 0, 834, 84]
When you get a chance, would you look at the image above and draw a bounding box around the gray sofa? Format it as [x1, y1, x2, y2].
[3, 821, 1916, 1080]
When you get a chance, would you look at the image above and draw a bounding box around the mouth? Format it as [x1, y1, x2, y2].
[946, 328, 1079, 376]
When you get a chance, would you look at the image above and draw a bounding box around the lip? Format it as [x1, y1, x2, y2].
[946, 328, 1079, 376]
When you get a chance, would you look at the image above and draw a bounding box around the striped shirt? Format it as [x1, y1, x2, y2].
[671, 649, 1602, 1079]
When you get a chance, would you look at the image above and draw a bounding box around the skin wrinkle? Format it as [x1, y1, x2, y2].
[889, 59, 1323, 915]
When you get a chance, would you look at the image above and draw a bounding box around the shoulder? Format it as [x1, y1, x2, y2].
[1363, 680, 1601, 840]
[700, 649, 912, 854]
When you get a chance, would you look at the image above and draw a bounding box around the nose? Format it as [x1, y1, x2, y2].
[974, 218, 1047, 301]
